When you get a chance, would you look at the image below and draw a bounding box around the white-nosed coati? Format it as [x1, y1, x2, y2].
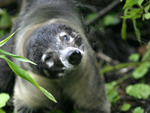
[0, 0, 110, 113]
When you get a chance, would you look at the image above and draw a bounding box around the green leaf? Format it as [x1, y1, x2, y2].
[0, 93, 10, 108]
[0, 49, 36, 65]
[128, 53, 140, 62]
[0, 55, 57, 103]
[144, 4, 150, 13]
[121, 18, 127, 40]
[103, 14, 120, 26]
[121, 103, 131, 111]
[39, 87, 57, 103]
[142, 50, 150, 61]
[137, 0, 144, 6]
[132, 62, 149, 79]
[142, 42, 150, 61]
[126, 84, 150, 99]
[0, 9, 12, 27]
[0, 29, 19, 47]
[145, 13, 150, 19]
[123, 0, 144, 9]
[132, 19, 141, 44]
[133, 107, 144, 113]
[0, 109, 6, 113]
[85, 13, 98, 24]
[105, 82, 119, 103]
[121, 8, 142, 20]
[0, 30, 5, 37]
[121, 8, 129, 40]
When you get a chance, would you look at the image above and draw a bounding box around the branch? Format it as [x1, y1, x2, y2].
[85, 0, 120, 25]
[97, 52, 119, 64]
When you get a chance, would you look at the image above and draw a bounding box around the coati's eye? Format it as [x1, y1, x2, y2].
[45, 54, 52, 61]
[42, 54, 52, 62]
[60, 35, 70, 41]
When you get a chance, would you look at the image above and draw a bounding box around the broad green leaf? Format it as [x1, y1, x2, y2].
[103, 14, 120, 26]
[132, 19, 141, 44]
[126, 84, 150, 99]
[0, 109, 5, 113]
[0, 29, 19, 47]
[0, 55, 57, 103]
[107, 90, 119, 103]
[0, 49, 36, 65]
[133, 107, 144, 113]
[0, 9, 12, 27]
[0, 30, 5, 37]
[128, 53, 140, 62]
[137, 0, 144, 6]
[85, 13, 98, 24]
[145, 13, 150, 19]
[105, 82, 119, 103]
[121, 103, 131, 111]
[128, 8, 142, 19]
[144, 4, 150, 13]
[121, 8, 142, 20]
[0, 93, 10, 108]
[132, 63, 149, 79]
[123, 0, 144, 9]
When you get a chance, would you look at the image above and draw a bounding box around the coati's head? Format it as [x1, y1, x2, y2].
[23, 23, 84, 79]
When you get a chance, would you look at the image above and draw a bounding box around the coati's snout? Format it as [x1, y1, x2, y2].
[59, 47, 83, 70]
[66, 50, 82, 66]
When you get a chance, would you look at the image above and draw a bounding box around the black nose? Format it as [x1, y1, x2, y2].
[67, 50, 82, 65]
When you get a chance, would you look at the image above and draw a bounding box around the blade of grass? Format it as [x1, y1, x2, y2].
[0, 49, 36, 65]
[0, 29, 19, 47]
[0, 55, 57, 103]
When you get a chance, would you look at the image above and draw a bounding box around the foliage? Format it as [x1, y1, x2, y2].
[102, 0, 150, 112]
[121, 0, 150, 43]
[0, 93, 10, 113]
[0, 9, 12, 37]
[133, 107, 144, 113]
[0, 31, 57, 112]
[126, 83, 150, 99]
[105, 81, 119, 103]
[121, 103, 131, 112]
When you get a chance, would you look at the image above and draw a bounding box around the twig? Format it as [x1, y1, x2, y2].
[85, 0, 120, 25]
[97, 52, 120, 64]
[100, 62, 142, 74]
[77, 3, 98, 12]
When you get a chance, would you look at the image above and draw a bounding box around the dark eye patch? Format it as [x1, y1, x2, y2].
[75, 38, 82, 46]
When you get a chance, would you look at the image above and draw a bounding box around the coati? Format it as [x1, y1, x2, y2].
[0, 0, 110, 113]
